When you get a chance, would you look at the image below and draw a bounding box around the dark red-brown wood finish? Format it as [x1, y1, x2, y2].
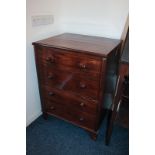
[33, 33, 121, 140]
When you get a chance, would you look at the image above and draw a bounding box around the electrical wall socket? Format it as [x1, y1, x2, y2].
[32, 15, 54, 27]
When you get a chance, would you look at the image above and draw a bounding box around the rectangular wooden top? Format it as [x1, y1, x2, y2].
[33, 33, 121, 57]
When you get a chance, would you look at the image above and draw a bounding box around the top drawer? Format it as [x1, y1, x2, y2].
[35, 46, 102, 75]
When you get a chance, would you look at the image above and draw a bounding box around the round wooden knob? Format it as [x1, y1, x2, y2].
[48, 92, 55, 96]
[46, 57, 51, 61]
[79, 63, 86, 69]
[80, 102, 85, 107]
[46, 56, 55, 63]
[50, 106, 55, 110]
[48, 74, 54, 79]
[79, 117, 84, 121]
[80, 83, 86, 89]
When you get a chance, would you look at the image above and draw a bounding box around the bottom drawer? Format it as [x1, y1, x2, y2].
[45, 101, 96, 130]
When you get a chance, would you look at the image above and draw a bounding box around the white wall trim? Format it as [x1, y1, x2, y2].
[26, 111, 42, 127]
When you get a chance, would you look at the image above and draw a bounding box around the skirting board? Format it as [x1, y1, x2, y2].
[26, 111, 42, 127]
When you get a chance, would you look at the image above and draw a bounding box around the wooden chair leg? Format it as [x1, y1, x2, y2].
[105, 110, 117, 145]
[89, 132, 98, 140]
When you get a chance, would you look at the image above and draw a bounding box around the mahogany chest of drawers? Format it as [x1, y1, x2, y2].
[33, 33, 121, 139]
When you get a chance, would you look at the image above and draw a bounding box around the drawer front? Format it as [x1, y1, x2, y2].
[41, 85, 98, 115]
[39, 67, 100, 99]
[36, 46, 102, 77]
[44, 99, 96, 130]
[63, 75, 99, 100]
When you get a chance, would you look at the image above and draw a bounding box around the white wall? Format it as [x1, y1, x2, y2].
[26, 0, 128, 126]
[26, 0, 62, 126]
[60, 0, 128, 39]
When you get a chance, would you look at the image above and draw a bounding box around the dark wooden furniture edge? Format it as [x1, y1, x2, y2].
[32, 34, 122, 58]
